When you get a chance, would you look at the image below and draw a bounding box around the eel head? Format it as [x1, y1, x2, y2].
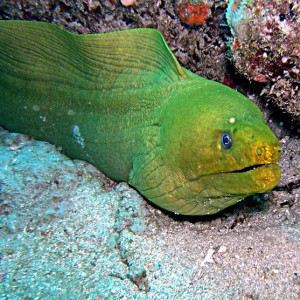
[131, 79, 281, 215]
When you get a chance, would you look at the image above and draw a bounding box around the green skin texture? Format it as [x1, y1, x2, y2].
[0, 21, 281, 215]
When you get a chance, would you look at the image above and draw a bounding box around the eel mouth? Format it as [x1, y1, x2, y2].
[230, 163, 272, 174]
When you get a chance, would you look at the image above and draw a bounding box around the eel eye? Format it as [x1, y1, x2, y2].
[221, 132, 232, 149]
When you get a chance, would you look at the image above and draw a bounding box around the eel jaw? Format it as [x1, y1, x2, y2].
[230, 162, 274, 174]
[222, 142, 282, 191]
[224, 162, 281, 193]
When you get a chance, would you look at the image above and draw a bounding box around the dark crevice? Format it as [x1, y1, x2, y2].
[275, 178, 300, 192]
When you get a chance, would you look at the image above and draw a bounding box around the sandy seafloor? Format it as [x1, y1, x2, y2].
[0, 124, 299, 299]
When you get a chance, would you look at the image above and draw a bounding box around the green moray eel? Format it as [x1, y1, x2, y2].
[0, 21, 281, 215]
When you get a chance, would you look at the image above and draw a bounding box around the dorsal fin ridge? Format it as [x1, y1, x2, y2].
[0, 21, 187, 93]
[75, 26, 188, 88]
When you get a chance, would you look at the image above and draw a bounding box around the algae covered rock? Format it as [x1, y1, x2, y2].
[226, 0, 300, 119]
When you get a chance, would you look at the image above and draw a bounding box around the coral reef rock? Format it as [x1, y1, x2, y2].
[226, 0, 300, 119]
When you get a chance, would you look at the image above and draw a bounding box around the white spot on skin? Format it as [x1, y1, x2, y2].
[32, 105, 40, 111]
[229, 117, 235, 124]
[67, 109, 75, 116]
[72, 125, 85, 148]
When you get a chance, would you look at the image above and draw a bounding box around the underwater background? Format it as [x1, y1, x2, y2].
[0, 0, 299, 299]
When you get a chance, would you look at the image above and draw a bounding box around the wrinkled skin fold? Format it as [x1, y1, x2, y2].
[0, 21, 281, 215]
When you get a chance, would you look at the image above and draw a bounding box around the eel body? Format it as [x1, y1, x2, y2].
[0, 21, 281, 215]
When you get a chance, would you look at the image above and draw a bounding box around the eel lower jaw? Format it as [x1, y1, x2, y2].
[223, 162, 281, 192]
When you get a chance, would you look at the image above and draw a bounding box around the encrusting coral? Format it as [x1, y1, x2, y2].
[226, 0, 300, 119]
